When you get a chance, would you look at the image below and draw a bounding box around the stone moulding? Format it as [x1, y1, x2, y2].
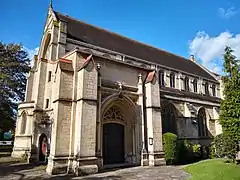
[101, 79, 138, 92]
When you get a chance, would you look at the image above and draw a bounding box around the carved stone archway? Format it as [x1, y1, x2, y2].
[99, 93, 140, 166]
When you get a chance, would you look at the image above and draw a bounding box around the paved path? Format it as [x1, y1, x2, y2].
[0, 159, 189, 180]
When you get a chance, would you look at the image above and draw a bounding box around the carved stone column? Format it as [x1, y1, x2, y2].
[137, 73, 148, 165]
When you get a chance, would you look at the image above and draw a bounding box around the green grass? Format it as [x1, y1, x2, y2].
[184, 159, 240, 180]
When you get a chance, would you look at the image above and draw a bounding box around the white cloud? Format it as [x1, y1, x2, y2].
[218, 7, 238, 19]
[23, 46, 39, 67]
[24, 46, 39, 60]
[189, 31, 240, 74]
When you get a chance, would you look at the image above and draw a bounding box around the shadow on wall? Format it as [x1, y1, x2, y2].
[160, 100, 214, 142]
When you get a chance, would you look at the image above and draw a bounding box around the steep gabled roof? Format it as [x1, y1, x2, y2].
[54, 11, 217, 82]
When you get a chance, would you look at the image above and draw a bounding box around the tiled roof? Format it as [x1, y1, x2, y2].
[54, 11, 217, 82]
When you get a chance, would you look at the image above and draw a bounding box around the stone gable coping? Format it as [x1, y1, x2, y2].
[145, 70, 157, 84]
[78, 54, 98, 71]
[55, 58, 74, 72]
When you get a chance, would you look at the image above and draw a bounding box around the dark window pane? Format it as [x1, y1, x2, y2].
[170, 73, 175, 88]
[184, 77, 189, 91]
[159, 70, 165, 87]
[193, 79, 197, 92]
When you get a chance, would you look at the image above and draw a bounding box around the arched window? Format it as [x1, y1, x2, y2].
[170, 72, 175, 88]
[42, 33, 51, 59]
[20, 112, 27, 134]
[159, 70, 165, 87]
[205, 82, 209, 95]
[198, 108, 208, 137]
[193, 79, 198, 93]
[184, 77, 189, 91]
[161, 104, 177, 134]
[212, 84, 216, 96]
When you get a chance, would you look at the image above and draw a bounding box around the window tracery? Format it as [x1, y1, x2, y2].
[162, 104, 177, 134]
[198, 108, 208, 137]
[103, 106, 124, 122]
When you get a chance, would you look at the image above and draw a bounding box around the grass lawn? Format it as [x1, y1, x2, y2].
[184, 159, 240, 180]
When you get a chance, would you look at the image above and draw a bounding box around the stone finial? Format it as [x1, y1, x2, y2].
[189, 55, 195, 62]
[118, 82, 123, 90]
[34, 55, 38, 61]
[97, 63, 101, 70]
[49, 0, 53, 9]
[138, 73, 143, 85]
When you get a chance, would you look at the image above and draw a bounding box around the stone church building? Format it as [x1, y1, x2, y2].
[12, 6, 223, 175]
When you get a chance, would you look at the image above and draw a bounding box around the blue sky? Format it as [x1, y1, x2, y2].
[1, 0, 240, 73]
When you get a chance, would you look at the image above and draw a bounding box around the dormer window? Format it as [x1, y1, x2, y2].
[184, 77, 189, 91]
[170, 72, 175, 88]
[212, 84, 216, 96]
[193, 79, 198, 93]
[159, 70, 165, 87]
[205, 82, 209, 95]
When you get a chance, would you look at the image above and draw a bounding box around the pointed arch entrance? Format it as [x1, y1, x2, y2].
[100, 94, 139, 166]
[39, 133, 48, 162]
[102, 105, 125, 165]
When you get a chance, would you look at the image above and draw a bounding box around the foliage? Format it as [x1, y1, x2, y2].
[177, 139, 195, 164]
[200, 145, 210, 159]
[192, 144, 201, 159]
[219, 46, 240, 142]
[163, 132, 178, 165]
[211, 133, 237, 161]
[192, 144, 201, 154]
[177, 139, 211, 164]
[209, 142, 216, 159]
[0, 42, 31, 131]
[185, 159, 240, 180]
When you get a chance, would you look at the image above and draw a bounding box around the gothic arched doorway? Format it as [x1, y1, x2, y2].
[39, 133, 48, 162]
[103, 123, 125, 165]
[161, 103, 177, 134]
[102, 105, 125, 165]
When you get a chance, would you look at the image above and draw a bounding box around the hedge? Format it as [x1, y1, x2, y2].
[163, 132, 178, 165]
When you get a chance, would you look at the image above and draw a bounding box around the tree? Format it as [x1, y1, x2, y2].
[219, 46, 240, 142]
[0, 42, 31, 131]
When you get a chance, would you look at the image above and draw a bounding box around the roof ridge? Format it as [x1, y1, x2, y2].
[54, 11, 192, 63]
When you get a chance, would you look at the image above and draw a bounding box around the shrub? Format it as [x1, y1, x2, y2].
[209, 143, 216, 159]
[212, 133, 237, 161]
[177, 140, 204, 164]
[177, 139, 193, 164]
[192, 144, 201, 159]
[201, 145, 210, 159]
[192, 144, 201, 154]
[163, 133, 178, 165]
